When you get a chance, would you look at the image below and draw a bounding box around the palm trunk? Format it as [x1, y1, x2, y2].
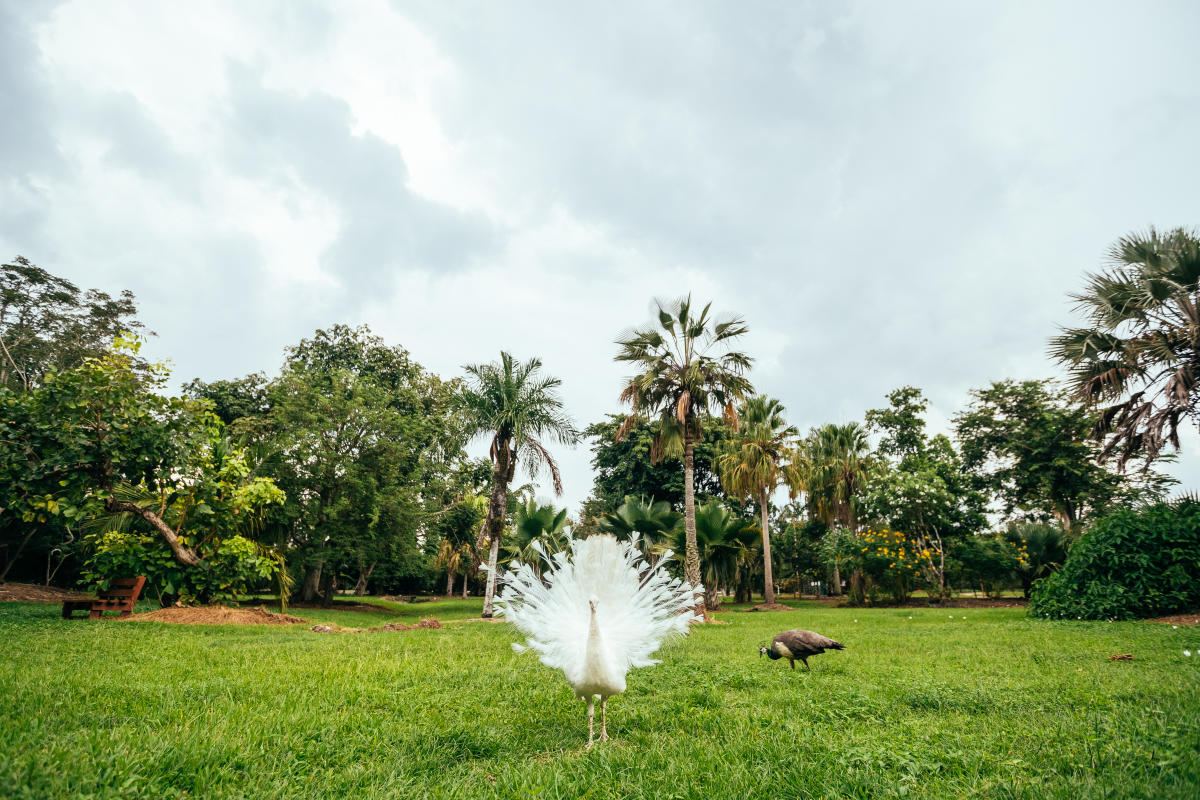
[462, 574, 470, 599]
[481, 449, 511, 618]
[760, 488, 775, 605]
[832, 562, 843, 596]
[682, 440, 705, 620]
[446, 569, 455, 597]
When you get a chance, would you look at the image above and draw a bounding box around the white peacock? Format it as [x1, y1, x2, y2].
[495, 533, 702, 748]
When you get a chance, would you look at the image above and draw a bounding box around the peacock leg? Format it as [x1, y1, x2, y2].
[586, 697, 595, 750]
[599, 697, 609, 741]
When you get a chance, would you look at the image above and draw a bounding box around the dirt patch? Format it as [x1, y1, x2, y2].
[1147, 612, 1200, 626]
[310, 617, 443, 634]
[0, 582, 91, 604]
[121, 605, 308, 625]
[744, 603, 795, 612]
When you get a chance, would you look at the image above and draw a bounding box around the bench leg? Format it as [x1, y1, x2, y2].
[89, 610, 101, 620]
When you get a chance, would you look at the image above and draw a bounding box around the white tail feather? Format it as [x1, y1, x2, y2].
[495, 534, 702, 694]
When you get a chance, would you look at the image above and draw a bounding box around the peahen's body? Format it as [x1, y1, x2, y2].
[495, 534, 702, 748]
[760, 629, 845, 670]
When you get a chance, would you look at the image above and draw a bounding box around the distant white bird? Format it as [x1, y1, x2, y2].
[495, 534, 702, 748]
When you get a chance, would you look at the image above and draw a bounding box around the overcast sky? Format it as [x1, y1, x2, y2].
[3, 0, 1198, 509]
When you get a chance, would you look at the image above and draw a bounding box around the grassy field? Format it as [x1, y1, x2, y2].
[2, 597, 1198, 800]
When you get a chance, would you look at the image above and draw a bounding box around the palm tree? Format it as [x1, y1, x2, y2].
[458, 352, 579, 618]
[716, 396, 804, 605]
[803, 423, 876, 529]
[1049, 227, 1200, 468]
[672, 501, 759, 611]
[615, 296, 753, 617]
[597, 495, 681, 551]
[502, 499, 570, 575]
[803, 423, 877, 595]
[435, 537, 472, 596]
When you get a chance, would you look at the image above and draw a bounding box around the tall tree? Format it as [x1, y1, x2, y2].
[615, 296, 753, 617]
[458, 352, 579, 618]
[262, 326, 462, 602]
[584, 414, 733, 511]
[1049, 227, 1200, 468]
[716, 396, 803, 605]
[1, 256, 145, 391]
[953, 379, 1168, 527]
[0, 338, 284, 588]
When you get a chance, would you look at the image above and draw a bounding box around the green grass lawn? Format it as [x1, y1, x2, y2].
[2, 597, 1198, 799]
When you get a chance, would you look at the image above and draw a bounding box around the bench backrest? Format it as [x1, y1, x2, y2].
[97, 576, 146, 605]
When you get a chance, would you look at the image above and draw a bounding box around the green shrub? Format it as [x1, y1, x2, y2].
[1029, 500, 1200, 620]
[81, 530, 285, 606]
[953, 535, 1021, 597]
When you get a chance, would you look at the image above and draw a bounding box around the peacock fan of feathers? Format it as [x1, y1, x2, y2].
[495, 534, 701, 704]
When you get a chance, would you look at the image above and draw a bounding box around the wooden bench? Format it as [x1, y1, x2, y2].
[61, 577, 146, 619]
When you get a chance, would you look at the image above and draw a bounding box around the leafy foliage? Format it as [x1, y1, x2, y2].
[584, 414, 732, 511]
[671, 501, 758, 610]
[847, 528, 926, 604]
[0, 256, 146, 392]
[596, 495, 681, 548]
[953, 379, 1170, 526]
[1029, 499, 1200, 620]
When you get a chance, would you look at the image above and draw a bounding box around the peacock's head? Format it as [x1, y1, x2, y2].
[759, 645, 768, 658]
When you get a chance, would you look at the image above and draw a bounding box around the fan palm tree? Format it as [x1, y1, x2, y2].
[597, 495, 681, 551]
[615, 296, 753, 617]
[458, 352, 579, 618]
[1049, 227, 1200, 468]
[803, 423, 876, 529]
[672, 501, 759, 611]
[502, 499, 570, 575]
[803, 423, 877, 595]
[716, 396, 804, 605]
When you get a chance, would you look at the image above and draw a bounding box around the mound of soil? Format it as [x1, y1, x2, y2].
[122, 606, 308, 625]
[0, 582, 90, 604]
[310, 617, 443, 634]
[1148, 612, 1200, 626]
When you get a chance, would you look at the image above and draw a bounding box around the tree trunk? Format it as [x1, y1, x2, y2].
[682, 440, 705, 620]
[481, 446, 512, 619]
[446, 569, 455, 597]
[462, 574, 470, 599]
[704, 584, 721, 612]
[831, 562, 843, 596]
[302, 560, 323, 603]
[320, 568, 336, 608]
[0, 527, 37, 583]
[760, 488, 775, 605]
[353, 562, 375, 596]
[107, 500, 201, 567]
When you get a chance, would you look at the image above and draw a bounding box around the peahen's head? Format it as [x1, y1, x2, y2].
[758, 644, 768, 658]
